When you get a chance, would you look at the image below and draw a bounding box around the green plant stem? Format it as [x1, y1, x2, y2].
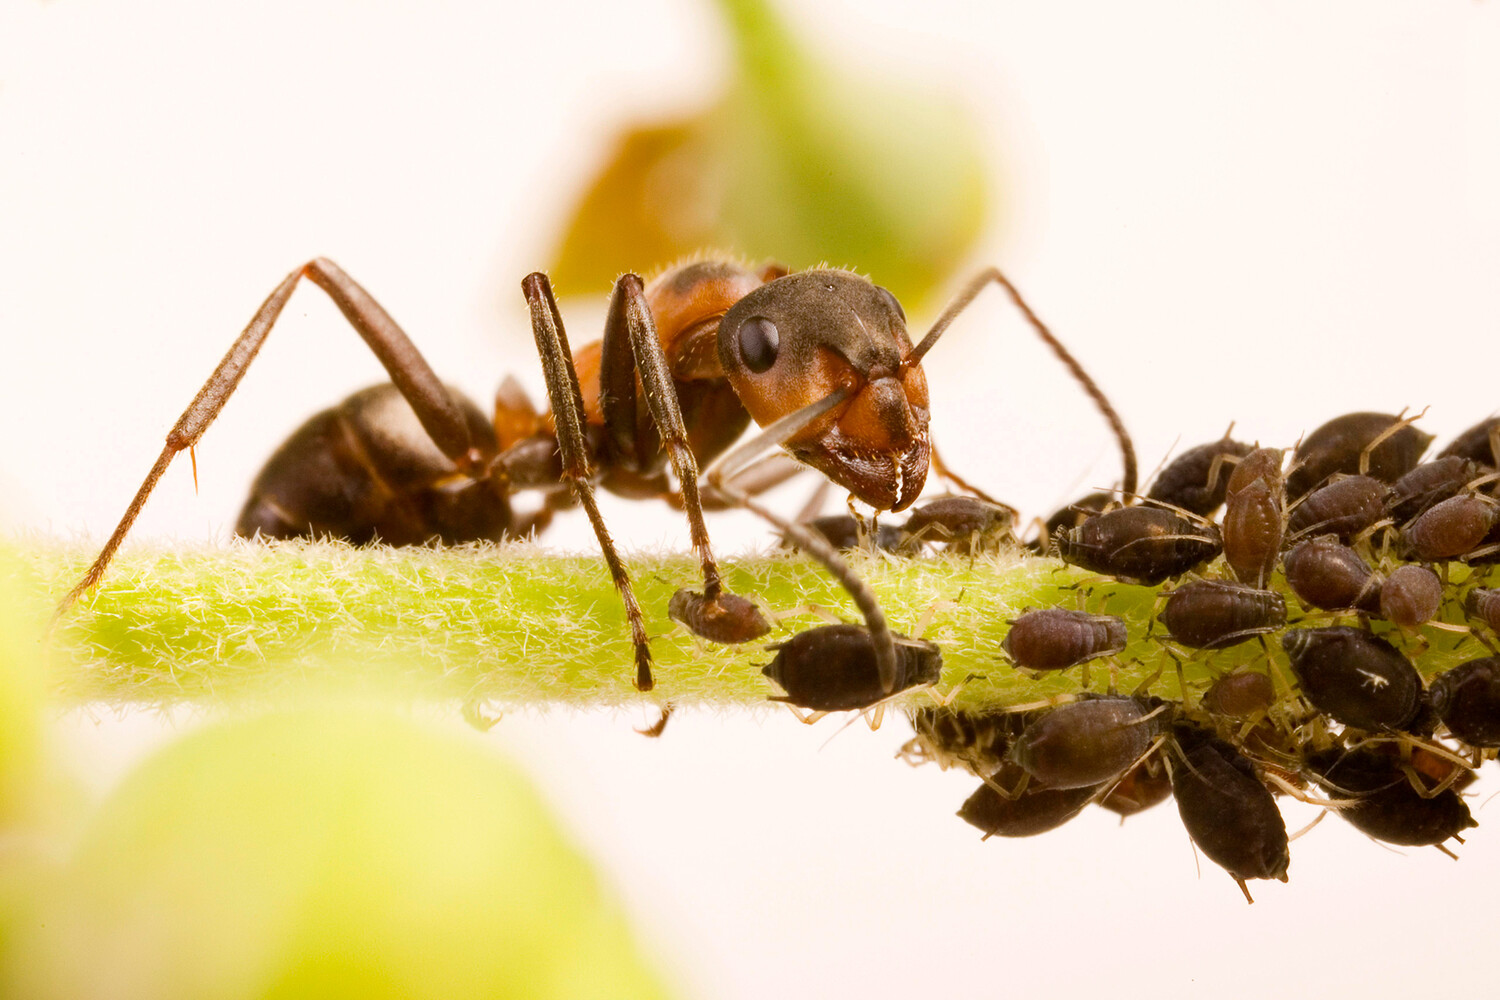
[15, 541, 1487, 712]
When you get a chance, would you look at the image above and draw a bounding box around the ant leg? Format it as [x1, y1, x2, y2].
[58, 258, 483, 616]
[522, 272, 656, 692]
[701, 393, 902, 694]
[910, 267, 1138, 497]
[600, 275, 768, 643]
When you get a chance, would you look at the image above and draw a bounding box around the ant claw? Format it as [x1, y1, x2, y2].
[668, 589, 771, 644]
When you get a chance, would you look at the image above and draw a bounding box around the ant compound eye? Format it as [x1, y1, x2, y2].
[878, 286, 906, 323]
[737, 316, 780, 373]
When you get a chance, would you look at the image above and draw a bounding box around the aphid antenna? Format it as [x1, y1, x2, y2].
[1286, 808, 1330, 843]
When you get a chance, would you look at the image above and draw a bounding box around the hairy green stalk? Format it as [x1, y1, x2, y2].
[14, 541, 1487, 712]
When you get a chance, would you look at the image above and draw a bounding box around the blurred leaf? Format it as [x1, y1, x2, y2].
[7, 705, 671, 1000]
[551, 0, 991, 313]
[0, 545, 46, 822]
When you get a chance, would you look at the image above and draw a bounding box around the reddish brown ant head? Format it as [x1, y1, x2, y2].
[717, 269, 930, 511]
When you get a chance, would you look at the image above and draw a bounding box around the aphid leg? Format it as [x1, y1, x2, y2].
[1357, 407, 1429, 476]
[912, 267, 1138, 497]
[1286, 809, 1329, 843]
[461, 695, 504, 732]
[523, 272, 656, 692]
[58, 258, 486, 617]
[635, 704, 674, 739]
[602, 274, 770, 644]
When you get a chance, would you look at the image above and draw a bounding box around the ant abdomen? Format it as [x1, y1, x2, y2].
[236, 383, 512, 546]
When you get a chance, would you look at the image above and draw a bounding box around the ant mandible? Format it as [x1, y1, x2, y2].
[59, 255, 1137, 693]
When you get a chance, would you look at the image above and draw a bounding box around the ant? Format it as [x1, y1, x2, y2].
[58, 255, 1137, 694]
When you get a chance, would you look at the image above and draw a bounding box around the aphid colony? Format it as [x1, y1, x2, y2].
[771, 410, 1500, 902]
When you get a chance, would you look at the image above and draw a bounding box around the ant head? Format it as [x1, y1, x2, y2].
[718, 269, 930, 511]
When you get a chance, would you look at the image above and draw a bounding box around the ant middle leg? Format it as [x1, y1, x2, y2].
[59, 258, 487, 616]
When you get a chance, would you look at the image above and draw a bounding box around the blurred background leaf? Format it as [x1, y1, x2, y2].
[549, 0, 993, 312]
[4, 705, 671, 1000]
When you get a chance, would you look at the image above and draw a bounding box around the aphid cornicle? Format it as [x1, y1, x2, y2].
[1001, 608, 1128, 671]
[1159, 580, 1286, 650]
[61, 258, 1139, 696]
[1281, 626, 1424, 732]
[1169, 726, 1290, 903]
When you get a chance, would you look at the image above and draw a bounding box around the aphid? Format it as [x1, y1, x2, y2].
[1306, 746, 1476, 848]
[1145, 436, 1253, 516]
[1285, 411, 1434, 500]
[1467, 587, 1500, 633]
[1285, 475, 1391, 543]
[1402, 493, 1500, 561]
[761, 623, 943, 712]
[1009, 696, 1170, 790]
[1282, 537, 1382, 613]
[782, 514, 902, 553]
[1001, 608, 1127, 671]
[898, 495, 1016, 554]
[958, 765, 1101, 838]
[1159, 581, 1286, 650]
[1169, 726, 1290, 903]
[1035, 490, 1115, 553]
[1281, 626, 1424, 732]
[1388, 456, 1488, 525]
[1202, 670, 1276, 719]
[59, 259, 1139, 695]
[1426, 657, 1500, 747]
[1378, 564, 1444, 629]
[1221, 447, 1285, 588]
[1437, 415, 1500, 468]
[1097, 759, 1173, 818]
[1057, 506, 1222, 585]
[666, 590, 770, 645]
[903, 707, 1029, 776]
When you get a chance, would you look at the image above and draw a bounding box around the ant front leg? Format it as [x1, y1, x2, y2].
[58, 258, 484, 616]
[596, 275, 770, 645]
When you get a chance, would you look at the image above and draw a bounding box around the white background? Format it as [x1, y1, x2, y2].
[2, 1, 1499, 997]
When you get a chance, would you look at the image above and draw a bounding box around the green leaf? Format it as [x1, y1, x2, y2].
[550, 0, 991, 313]
[5, 704, 672, 1000]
